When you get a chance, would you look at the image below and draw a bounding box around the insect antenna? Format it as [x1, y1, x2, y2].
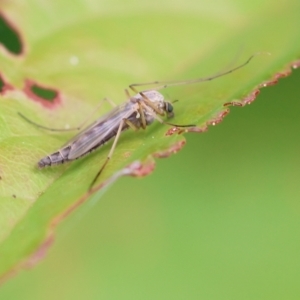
[129, 52, 270, 91]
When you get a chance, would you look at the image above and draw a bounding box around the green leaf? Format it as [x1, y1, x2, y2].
[0, 0, 299, 280]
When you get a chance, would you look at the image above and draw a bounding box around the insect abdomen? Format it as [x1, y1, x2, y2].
[38, 146, 72, 168]
[38, 123, 130, 168]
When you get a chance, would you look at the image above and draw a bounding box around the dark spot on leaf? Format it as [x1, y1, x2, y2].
[23, 79, 61, 109]
[12, 194, 16, 198]
[0, 13, 23, 55]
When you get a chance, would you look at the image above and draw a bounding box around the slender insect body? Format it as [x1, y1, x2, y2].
[38, 90, 168, 168]
[18, 54, 261, 189]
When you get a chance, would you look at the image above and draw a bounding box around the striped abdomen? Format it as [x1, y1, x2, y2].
[38, 124, 129, 168]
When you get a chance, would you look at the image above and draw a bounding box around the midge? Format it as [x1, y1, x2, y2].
[19, 54, 257, 189]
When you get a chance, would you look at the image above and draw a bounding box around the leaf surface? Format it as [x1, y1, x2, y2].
[0, 0, 299, 280]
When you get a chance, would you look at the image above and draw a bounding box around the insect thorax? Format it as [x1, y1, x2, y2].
[132, 90, 165, 107]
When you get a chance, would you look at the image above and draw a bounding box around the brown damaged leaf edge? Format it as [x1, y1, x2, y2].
[1, 59, 300, 285]
[23, 79, 61, 109]
[153, 140, 186, 158]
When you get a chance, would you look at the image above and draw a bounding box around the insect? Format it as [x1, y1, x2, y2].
[19, 54, 258, 190]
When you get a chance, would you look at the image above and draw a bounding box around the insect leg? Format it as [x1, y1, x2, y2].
[89, 118, 139, 190]
[129, 86, 166, 118]
[132, 87, 194, 127]
[129, 85, 139, 95]
[127, 87, 164, 123]
[125, 89, 131, 99]
[18, 97, 116, 132]
[137, 101, 147, 129]
[129, 53, 268, 91]
[131, 86, 193, 127]
[104, 97, 117, 107]
[125, 118, 140, 131]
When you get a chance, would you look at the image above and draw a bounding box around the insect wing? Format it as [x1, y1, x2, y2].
[60, 101, 128, 148]
[67, 102, 135, 160]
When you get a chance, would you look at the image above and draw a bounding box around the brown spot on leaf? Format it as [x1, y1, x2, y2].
[123, 151, 131, 158]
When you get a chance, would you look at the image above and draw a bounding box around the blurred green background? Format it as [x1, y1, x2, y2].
[1, 65, 300, 299]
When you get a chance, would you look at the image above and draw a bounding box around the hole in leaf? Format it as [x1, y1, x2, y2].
[0, 14, 23, 55]
[0, 76, 4, 91]
[23, 80, 61, 108]
[30, 85, 57, 102]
